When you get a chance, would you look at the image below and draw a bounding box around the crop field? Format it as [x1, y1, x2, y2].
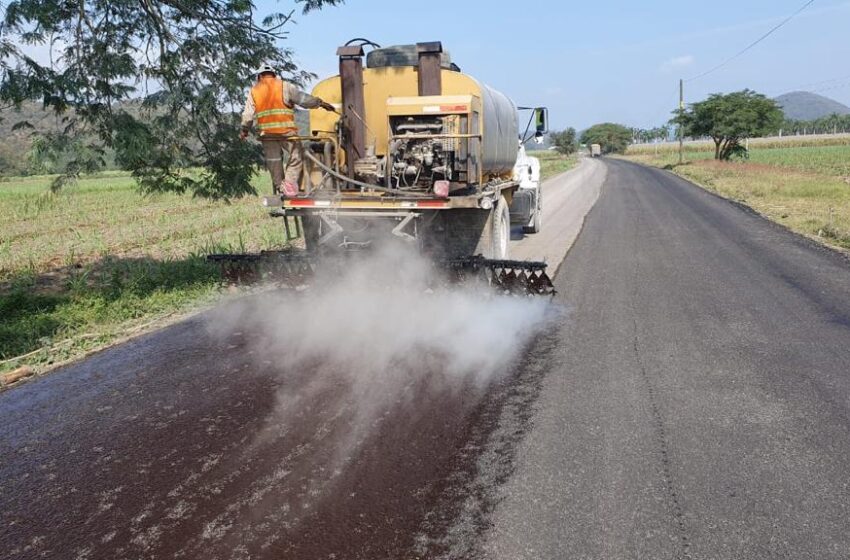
[627, 132, 850, 156]
[626, 144, 850, 177]
[1, 174, 291, 280]
[622, 142, 850, 253]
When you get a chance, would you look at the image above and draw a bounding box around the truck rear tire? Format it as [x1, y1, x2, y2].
[301, 215, 321, 253]
[421, 195, 510, 260]
[425, 209, 491, 259]
[493, 195, 510, 259]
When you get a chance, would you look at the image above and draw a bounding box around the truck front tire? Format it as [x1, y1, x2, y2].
[523, 190, 542, 234]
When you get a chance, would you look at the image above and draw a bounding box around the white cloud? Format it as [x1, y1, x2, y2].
[660, 55, 695, 73]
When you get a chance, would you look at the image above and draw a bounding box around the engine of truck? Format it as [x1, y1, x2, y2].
[386, 115, 457, 191]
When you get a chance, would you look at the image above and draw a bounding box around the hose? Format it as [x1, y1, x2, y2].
[302, 149, 429, 198]
[344, 38, 381, 49]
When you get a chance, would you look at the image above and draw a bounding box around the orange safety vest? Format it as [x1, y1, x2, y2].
[251, 76, 297, 136]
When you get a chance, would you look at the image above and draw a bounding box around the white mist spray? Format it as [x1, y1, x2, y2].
[203, 244, 555, 529]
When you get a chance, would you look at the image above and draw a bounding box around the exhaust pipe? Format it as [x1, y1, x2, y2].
[416, 41, 443, 96]
[337, 44, 366, 175]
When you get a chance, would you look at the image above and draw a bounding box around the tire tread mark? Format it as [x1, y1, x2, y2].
[632, 318, 691, 560]
[628, 172, 692, 560]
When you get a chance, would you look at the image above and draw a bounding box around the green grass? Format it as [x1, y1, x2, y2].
[533, 150, 578, 179]
[1, 257, 223, 370]
[626, 132, 850, 156]
[0, 171, 293, 375]
[744, 145, 850, 177]
[625, 144, 850, 178]
[621, 144, 850, 252]
[0, 173, 289, 280]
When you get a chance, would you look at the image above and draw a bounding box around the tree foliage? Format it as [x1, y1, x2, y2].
[549, 128, 577, 155]
[0, 0, 342, 196]
[675, 89, 783, 161]
[781, 113, 850, 136]
[629, 125, 670, 144]
[580, 123, 632, 154]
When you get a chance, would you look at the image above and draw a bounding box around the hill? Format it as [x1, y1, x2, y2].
[775, 91, 850, 121]
[0, 101, 62, 175]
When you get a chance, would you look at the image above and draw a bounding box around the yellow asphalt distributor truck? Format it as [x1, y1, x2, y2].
[297, 41, 547, 257]
[212, 40, 554, 295]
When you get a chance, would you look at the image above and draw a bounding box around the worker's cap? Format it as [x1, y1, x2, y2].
[254, 63, 277, 76]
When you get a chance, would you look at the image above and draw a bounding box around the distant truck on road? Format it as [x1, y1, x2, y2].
[590, 144, 602, 158]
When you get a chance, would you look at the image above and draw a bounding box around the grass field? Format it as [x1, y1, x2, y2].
[1, 155, 577, 378]
[533, 150, 577, 178]
[622, 142, 850, 253]
[0, 172, 291, 375]
[627, 132, 850, 155]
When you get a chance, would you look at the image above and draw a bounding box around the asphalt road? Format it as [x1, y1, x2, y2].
[478, 159, 850, 559]
[3, 158, 850, 559]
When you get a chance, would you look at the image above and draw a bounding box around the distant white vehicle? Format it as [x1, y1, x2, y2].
[590, 143, 602, 157]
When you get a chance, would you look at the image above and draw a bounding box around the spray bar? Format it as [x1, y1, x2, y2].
[207, 252, 555, 296]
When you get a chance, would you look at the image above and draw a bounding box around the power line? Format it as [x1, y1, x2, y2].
[764, 73, 850, 99]
[811, 80, 850, 94]
[798, 73, 850, 90]
[686, 0, 817, 83]
[777, 73, 850, 94]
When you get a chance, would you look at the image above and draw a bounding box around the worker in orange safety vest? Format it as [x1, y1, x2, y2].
[240, 63, 336, 196]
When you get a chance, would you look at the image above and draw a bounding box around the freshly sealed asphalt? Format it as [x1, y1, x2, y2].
[479, 159, 850, 560]
[3, 158, 850, 559]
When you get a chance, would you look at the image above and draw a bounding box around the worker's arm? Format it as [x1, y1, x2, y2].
[239, 92, 255, 139]
[284, 82, 335, 112]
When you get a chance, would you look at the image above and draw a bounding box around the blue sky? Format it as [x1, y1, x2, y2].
[262, 0, 850, 130]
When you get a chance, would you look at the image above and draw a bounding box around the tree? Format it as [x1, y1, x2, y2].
[629, 126, 670, 145]
[0, 0, 343, 197]
[675, 89, 783, 160]
[549, 128, 577, 155]
[580, 123, 632, 154]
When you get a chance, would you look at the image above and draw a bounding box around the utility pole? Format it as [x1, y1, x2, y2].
[678, 78, 684, 165]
